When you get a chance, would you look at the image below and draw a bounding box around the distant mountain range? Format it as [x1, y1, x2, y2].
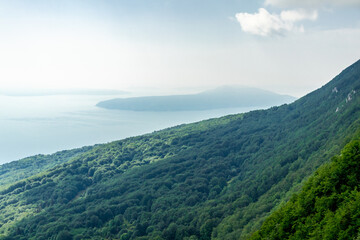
[96, 86, 296, 111]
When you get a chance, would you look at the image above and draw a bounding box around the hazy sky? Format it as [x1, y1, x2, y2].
[0, 0, 360, 97]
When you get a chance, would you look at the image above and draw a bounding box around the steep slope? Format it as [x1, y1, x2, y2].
[213, 60, 360, 239]
[96, 86, 296, 111]
[0, 60, 359, 240]
[250, 139, 360, 240]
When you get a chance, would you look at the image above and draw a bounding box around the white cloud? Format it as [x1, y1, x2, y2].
[235, 8, 317, 36]
[265, 0, 360, 8]
[280, 9, 318, 22]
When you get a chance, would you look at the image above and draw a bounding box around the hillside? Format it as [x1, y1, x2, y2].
[0, 146, 93, 190]
[0, 60, 359, 240]
[250, 139, 360, 240]
[96, 86, 296, 111]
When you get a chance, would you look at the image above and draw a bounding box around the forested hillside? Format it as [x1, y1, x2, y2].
[0, 60, 359, 240]
[250, 139, 360, 240]
[0, 146, 93, 190]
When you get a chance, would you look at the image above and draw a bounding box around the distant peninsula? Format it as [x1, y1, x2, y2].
[96, 86, 296, 111]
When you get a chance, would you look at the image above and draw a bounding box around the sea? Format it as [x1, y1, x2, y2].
[0, 94, 265, 164]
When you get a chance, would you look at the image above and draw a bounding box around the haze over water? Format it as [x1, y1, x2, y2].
[0, 94, 264, 164]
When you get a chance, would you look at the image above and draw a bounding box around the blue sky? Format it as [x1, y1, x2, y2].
[0, 0, 359, 97]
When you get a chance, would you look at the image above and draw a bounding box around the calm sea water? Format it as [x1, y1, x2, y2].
[0, 95, 264, 164]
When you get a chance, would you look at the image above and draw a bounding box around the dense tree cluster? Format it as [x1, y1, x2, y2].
[251, 140, 360, 239]
[0, 146, 92, 189]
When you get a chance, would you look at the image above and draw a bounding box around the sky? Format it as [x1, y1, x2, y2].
[0, 0, 360, 97]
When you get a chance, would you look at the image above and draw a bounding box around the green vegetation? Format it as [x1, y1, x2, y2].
[0, 59, 359, 239]
[250, 139, 360, 240]
[0, 146, 93, 190]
